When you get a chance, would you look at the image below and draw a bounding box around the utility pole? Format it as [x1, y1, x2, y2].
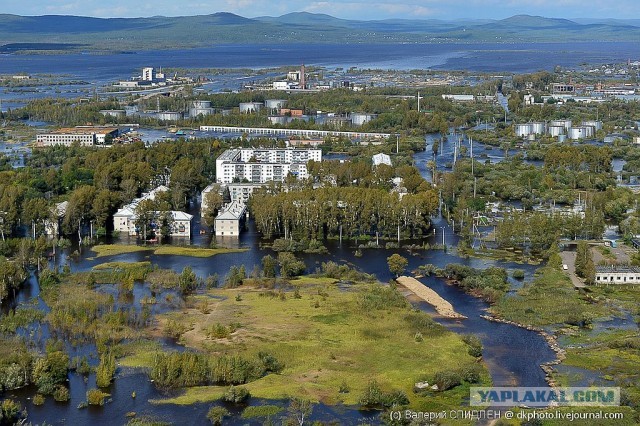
[396, 134, 399, 154]
[417, 92, 420, 112]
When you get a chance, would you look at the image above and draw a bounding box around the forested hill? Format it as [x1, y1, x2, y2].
[1, 13, 640, 52]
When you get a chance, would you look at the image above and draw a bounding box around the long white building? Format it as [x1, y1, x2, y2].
[215, 148, 322, 184]
[37, 127, 119, 147]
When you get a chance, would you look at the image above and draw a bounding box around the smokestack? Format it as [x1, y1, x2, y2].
[300, 64, 306, 89]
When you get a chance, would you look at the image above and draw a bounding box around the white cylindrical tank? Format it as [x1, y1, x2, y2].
[156, 111, 183, 121]
[239, 102, 263, 113]
[99, 110, 126, 118]
[350, 113, 377, 126]
[550, 119, 572, 130]
[268, 116, 288, 125]
[192, 100, 212, 109]
[582, 120, 602, 131]
[558, 134, 567, 143]
[548, 125, 565, 137]
[514, 123, 532, 137]
[265, 99, 287, 110]
[569, 127, 587, 140]
[530, 121, 546, 135]
[583, 126, 594, 138]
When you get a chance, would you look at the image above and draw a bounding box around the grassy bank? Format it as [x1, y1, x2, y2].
[493, 266, 640, 420]
[91, 244, 247, 258]
[122, 277, 489, 408]
[492, 267, 612, 326]
[153, 246, 247, 257]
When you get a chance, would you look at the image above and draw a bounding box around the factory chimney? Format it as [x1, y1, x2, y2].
[300, 64, 306, 89]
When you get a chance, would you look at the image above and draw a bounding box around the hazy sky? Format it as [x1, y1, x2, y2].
[3, 0, 636, 20]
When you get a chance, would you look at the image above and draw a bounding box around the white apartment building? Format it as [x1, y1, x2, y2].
[214, 201, 247, 237]
[37, 127, 119, 147]
[215, 148, 322, 184]
[142, 67, 155, 81]
[113, 185, 193, 238]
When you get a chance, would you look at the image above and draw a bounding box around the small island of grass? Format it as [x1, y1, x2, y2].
[91, 244, 247, 258]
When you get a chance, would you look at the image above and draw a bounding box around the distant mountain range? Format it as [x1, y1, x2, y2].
[1, 12, 639, 52]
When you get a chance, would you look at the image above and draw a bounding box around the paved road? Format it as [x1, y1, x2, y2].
[560, 251, 586, 288]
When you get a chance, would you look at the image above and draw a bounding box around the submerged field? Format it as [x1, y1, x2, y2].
[123, 275, 489, 409]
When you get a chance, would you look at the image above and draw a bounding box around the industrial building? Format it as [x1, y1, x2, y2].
[37, 127, 120, 147]
[595, 266, 640, 285]
[215, 148, 322, 184]
[113, 186, 193, 238]
[351, 113, 377, 126]
[239, 102, 263, 113]
[189, 100, 215, 117]
[514, 120, 601, 140]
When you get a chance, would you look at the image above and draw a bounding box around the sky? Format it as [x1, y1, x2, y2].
[2, 0, 637, 21]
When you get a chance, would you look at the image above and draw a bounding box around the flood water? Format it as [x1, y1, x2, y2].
[0, 137, 560, 424]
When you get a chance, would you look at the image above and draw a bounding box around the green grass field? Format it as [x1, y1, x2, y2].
[121, 277, 488, 408]
[91, 244, 247, 258]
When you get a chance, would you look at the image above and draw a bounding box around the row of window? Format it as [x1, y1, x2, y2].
[596, 275, 640, 282]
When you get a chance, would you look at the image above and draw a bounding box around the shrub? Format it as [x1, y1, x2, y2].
[0, 399, 22, 423]
[458, 365, 482, 384]
[512, 269, 525, 279]
[461, 334, 483, 358]
[381, 390, 409, 407]
[222, 386, 250, 403]
[207, 406, 229, 425]
[95, 352, 116, 388]
[433, 370, 462, 391]
[258, 352, 284, 374]
[53, 385, 70, 402]
[86, 388, 110, 406]
[359, 380, 384, 408]
[33, 394, 45, 406]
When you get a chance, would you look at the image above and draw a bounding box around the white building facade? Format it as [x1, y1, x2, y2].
[595, 266, 640, 285]
[113, 186, 193, 238]
[215, 148, 322, 184]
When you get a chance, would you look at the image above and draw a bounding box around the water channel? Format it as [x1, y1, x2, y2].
[0, 134, 566, 424]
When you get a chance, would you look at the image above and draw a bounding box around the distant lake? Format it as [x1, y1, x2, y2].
[0, 42, 638, 81]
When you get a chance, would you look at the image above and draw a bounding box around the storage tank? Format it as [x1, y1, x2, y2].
[189, 100, 215, 117]
[239, 102, 263, 113]
[265, 99, 287, 110]
[268, 116, 288, 125]
[350, 113, 377, 126]
[583, 126, 594, 138]
[530, 121, 546, 135]
[558, 134, 567, 143]
[156, 111, 183, 121]
[582, 120, 602, 131]
[514, 123, 532, 138]
[568, 127, 588, 140]
[99, 109, 126, 118]
[192, 100, 212, 109]
[548, 125, 565, 137]
[550, 119, 572, 130]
